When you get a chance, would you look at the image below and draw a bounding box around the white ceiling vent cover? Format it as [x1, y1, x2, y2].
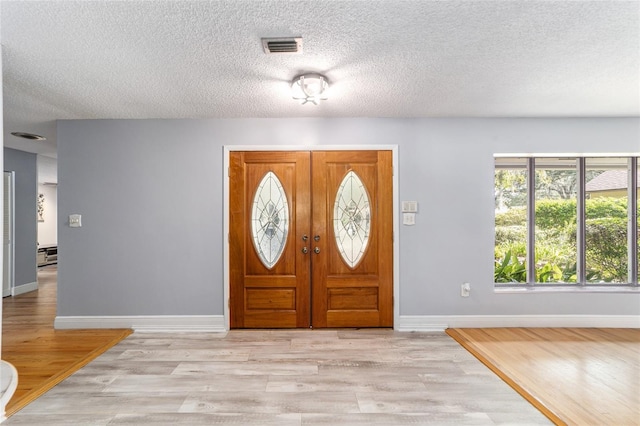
[261, 37, 303, 54]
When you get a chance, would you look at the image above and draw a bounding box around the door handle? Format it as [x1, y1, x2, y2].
[314, 247, 320, 254]
[314, 235, 320, 242]
[302, 235, 309, 242]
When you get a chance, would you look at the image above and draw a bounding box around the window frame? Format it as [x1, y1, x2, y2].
[495, 154, 639, 288]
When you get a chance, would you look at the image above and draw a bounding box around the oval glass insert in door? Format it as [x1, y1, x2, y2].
[333, 170, 371, 268]
[251, 171, 289, 269]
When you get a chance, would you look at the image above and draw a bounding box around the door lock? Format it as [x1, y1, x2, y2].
[314, 247, 320, 254]
[302, 247, 309, 254]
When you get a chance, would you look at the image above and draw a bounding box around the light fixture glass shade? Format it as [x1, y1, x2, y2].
[291, 74, 329, 105]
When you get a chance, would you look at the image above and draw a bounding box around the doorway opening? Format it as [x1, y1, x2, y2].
[226, 148, 399, 329]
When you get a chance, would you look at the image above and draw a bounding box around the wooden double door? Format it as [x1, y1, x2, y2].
[229, 150, 393, 328]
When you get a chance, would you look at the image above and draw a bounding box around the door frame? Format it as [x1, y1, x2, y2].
[223, 145, 400, 330]
[3, 171, 15, 298]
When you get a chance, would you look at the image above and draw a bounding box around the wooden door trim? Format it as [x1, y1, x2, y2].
[223, 145, 400, 330]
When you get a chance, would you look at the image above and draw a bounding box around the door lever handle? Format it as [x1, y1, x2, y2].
[314, 247, 320, 254]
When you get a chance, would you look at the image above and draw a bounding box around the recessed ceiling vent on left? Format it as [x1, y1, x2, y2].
[10, 132, 46, 141]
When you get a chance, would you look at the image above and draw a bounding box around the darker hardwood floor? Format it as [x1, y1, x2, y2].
[2, 265, 131, 417]
[448, 327, 640, 426]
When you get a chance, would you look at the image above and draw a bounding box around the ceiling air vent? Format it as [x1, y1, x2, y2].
[262, 37, 303, 54]
[10, 131, 46, 141]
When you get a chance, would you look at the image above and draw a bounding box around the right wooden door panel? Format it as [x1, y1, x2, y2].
[311, 151, 393, 328]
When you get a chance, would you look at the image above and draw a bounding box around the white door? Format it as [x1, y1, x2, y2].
[3, 172, 15, 297]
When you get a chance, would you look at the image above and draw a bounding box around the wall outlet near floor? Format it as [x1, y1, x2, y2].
[461, 282, 471, 297]
[69, 214, 82, 228]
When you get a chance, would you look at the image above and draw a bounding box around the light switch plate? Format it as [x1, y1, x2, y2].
[461, 282, 471, 297]
[69, 214, 82, 228]
[402, 212, 416, 225]
[402, 201, 418, 213]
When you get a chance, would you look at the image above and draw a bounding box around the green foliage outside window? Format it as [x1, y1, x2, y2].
[585, 217, 628, 282]
[495, 197, 638, 284]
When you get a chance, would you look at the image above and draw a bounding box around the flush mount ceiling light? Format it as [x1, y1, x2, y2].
[11, 132, 46, 141]
[291, 74, 329, 105]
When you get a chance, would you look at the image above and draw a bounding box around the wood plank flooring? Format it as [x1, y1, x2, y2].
[3, 329, 550, 425]
[2, 265, 131, 416]
[2, 267, 635, 425]
[448, 328, 640, 426]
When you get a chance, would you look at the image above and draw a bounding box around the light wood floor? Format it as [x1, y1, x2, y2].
[4, 330, 550, 425]
[2, 265, 131, 417]
[448, 328, 640, 426]
[1, 268, 636, 425]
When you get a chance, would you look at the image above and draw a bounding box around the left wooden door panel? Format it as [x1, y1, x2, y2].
[229, 152, 311, 328]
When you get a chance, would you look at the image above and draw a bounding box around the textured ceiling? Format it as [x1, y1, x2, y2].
[2, 0, 639, 157]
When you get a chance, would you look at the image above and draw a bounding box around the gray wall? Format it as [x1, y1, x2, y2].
[57, 118, 640, 317]
[4, 147, 37, 288]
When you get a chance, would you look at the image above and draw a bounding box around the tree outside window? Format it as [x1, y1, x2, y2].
[495, 156, 639, 286]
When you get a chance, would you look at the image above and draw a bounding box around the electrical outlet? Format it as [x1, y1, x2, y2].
[69, 214, 82, 228]
[461, 282, 470, 297]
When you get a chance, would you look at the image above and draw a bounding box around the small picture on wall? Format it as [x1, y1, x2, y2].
[38, 193, 45, 222]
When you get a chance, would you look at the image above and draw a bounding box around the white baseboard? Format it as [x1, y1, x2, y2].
[11, 281, 38, 296]
[54, 315, 226, 332]
[52, 314, 639, 332]
[396, 315, 640, 331]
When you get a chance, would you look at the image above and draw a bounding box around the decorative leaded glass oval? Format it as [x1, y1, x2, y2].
[251, 171, 289, 269]
[333, 170, 371, 268]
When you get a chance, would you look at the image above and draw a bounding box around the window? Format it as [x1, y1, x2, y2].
[585, 158, 628, 283]
[494, 158, 527, 283]
[494, 156, 639, 287]
[251, 171, 289, 269]
[535, 158, 578, 283]
[334, 170, 371, 268]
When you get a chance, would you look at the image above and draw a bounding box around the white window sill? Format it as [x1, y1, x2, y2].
[495, 285, 640, 294]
